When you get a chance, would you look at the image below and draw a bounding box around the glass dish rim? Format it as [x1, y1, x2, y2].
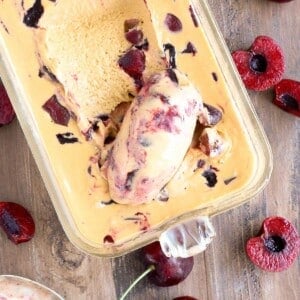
[0, 0, 273, 257]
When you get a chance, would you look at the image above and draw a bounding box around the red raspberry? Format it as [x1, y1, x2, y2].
[232, 36, 285, 91]
[273, 79, 300, 117]
[246, 216, 300, 272]
[0, 81, 15, 126]
[182, 42, 197, 56]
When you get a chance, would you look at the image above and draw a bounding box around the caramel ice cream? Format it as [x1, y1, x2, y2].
[106, 70, 205, 204]
[36, 0, 165, 147]
[0, 0, 261, 254]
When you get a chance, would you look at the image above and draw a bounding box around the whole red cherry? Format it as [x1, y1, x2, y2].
[120, 241, 194, 300]
[142, 241, 194, 287]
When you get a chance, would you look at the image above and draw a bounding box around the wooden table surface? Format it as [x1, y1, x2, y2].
[0, 0, 299, 299]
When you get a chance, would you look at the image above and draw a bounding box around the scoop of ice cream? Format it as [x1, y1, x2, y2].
[105, 69, 204, 204]
[37, 0, 165, 146]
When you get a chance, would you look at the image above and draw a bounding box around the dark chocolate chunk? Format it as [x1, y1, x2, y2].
[87, 166, 96, 178]
[189, 5, 199, 27]
[182, 42, 197, 56]
[104, 135, 115, 145]
[38, 65, 58, 82]
[124, 212, 150, 231]
[97, 114, 109, 122]
[135, 38, 149, 51]
[101, 199, 117, 206]
[56, 132, 79, 144]
[0, 20, 9, 34]
[92, 122, 99, 132]
[141, 38, 149, 51]
[123, 217, 139, 221]
[163, 43, 177, 69]
[23, 0, 44, 28]
[128, 92, 135, 98]
[224, 176, 237, 185]
[202, 169, 217, 187]
[212, 72, 218, 82]
[166, 69, 178, 84]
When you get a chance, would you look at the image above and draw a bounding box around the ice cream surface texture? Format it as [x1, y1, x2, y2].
[0, 0, 262, 253]
[106, 70, 204, 204]
[37, 0, 165, 147]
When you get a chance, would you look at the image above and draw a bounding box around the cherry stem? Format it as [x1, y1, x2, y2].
[119, 265, 155, 300]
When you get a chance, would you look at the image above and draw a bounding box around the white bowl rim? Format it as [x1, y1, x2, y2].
[0, 275, 64, 299]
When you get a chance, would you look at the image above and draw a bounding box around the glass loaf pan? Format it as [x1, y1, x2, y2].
[0, 0, 272, 257]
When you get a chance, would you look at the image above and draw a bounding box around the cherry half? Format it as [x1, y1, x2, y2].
[0, 202, 35, 244]
[246, 216, 300, 272]
[273, 79, 300, 117]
